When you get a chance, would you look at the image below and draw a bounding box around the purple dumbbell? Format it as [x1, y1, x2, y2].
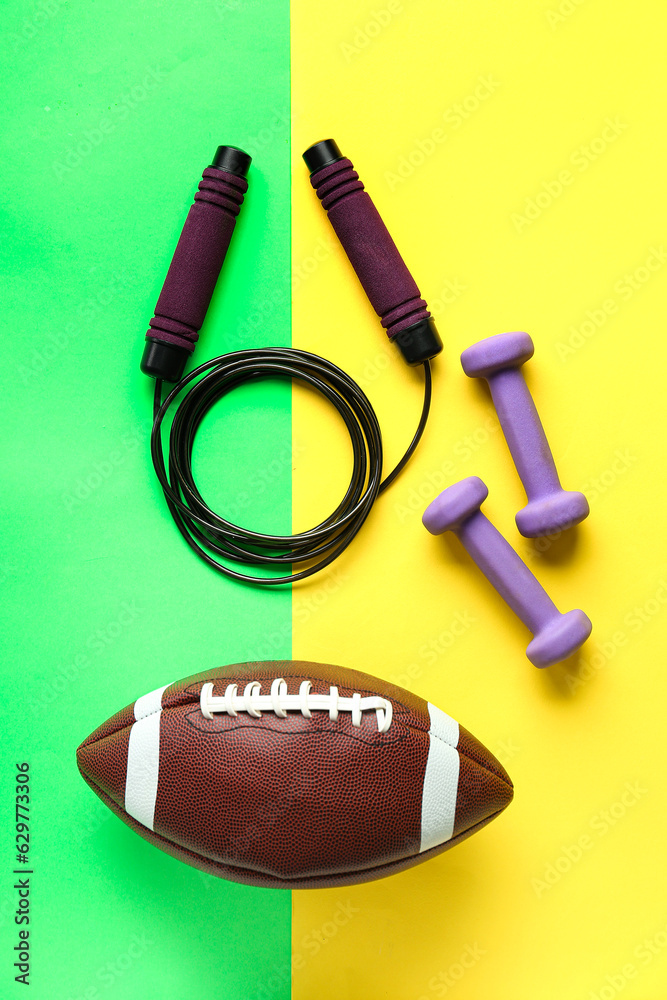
[423, 477, 592, 667]
[461, 332, 589, 537]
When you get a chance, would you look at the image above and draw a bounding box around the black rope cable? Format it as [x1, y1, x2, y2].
[150, 348, 432, 586]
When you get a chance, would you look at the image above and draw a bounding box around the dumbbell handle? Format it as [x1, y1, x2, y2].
[140, 145, 251, 383]
[490, 368, 562, 499]
[303, 139, 442, 366]
[457, 508, 558, 635]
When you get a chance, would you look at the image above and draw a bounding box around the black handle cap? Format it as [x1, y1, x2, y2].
[211, 145, 252, 178]
[391, 317, 443, 366]
[303, 139, 344, 175]
[141, 338, 190, 382]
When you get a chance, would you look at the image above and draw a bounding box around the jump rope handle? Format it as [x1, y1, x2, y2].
[303, 139, 442, 365]
[140, 145, 251, 383]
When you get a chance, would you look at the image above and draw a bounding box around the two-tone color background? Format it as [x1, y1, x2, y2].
[2, 1, 666, 997]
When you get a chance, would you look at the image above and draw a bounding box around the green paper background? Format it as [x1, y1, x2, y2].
[0, 1, 292, 997]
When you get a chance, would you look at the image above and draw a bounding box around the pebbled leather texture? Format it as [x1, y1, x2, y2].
[77, 660, 513, 889]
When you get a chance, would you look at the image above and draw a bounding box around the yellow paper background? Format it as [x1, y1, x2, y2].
[291, 2, 667, 997]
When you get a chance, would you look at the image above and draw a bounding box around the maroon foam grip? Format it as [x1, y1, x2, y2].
[146, 166, 248, 355]
[309, 157, 431, 339]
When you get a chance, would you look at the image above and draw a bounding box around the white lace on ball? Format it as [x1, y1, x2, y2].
[199, 678, 393, 733]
